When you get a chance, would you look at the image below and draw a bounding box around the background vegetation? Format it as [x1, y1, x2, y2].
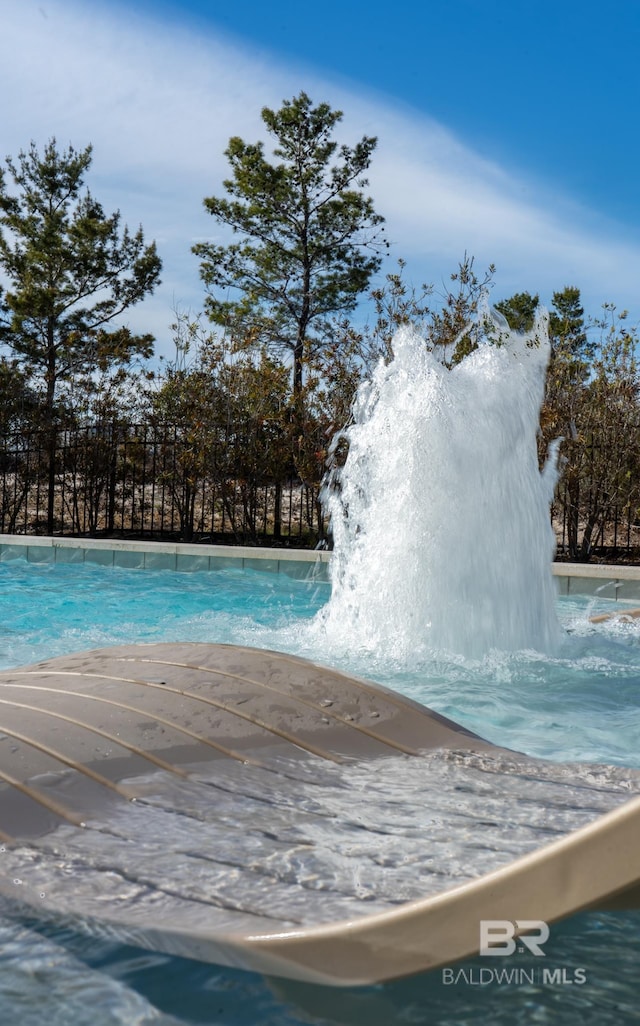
[1, 96, 639, 560]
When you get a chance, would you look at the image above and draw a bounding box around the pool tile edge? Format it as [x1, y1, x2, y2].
[0, 535, 331, 582]
[4, 537, 640, 595]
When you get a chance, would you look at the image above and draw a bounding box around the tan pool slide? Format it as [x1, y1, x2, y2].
[0, 643, 638, 986]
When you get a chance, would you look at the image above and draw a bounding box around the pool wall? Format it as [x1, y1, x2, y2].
[0, 534, 330, 580]
[552, 562, 640, 601]
[1, 534, 640, 598]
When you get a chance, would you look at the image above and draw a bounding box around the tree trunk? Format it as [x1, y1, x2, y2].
[273, 480, 282, 540]
[107, 423, 118, 534]
[45, 324, 57, 535]
[566, 473, 580, 560]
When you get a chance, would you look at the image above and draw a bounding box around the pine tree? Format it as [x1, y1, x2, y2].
[494, 291, 539, 333]
[0, 138, 162, 532]
[549, 285, 591, 362]
[193, 92, 386, 396]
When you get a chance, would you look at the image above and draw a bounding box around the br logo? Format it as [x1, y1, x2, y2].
[480, 920, 550, 957]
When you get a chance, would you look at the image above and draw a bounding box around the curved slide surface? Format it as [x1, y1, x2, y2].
[0, 643, 638, 985]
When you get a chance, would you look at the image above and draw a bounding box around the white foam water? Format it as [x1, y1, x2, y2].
[318, 306, 562, 659]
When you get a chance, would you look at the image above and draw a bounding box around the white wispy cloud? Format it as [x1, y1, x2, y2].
[1, 0, 638, 358]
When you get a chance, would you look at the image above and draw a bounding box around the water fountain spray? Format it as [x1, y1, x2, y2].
[320, 303, 562, 659]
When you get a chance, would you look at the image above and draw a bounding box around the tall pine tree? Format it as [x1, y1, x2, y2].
[193, 92, 386, 396]
[0, 139, 162, 531]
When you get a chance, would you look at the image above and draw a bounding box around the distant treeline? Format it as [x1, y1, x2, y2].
[1, 100, 639, 558]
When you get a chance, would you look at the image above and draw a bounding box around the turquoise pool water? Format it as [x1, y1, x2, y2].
[0, 558, 639, 1024]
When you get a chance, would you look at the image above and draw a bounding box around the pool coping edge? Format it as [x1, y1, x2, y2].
[2, 535, 640, 597]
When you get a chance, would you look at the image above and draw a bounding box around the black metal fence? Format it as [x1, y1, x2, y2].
[0, 423, 327, 547]
[553, 483, 640, 564]
[2, 421, 640, 561]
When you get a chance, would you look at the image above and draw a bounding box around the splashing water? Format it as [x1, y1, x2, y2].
[318, 306, 563, 660]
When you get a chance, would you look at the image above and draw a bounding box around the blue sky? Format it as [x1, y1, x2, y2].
[2, 0, 640, 356]
[159, 0, 639, 219]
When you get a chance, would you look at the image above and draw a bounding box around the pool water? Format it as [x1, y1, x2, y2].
[0, 559, 639, 1025]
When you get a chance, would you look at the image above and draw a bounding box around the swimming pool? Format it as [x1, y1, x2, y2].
[0, 558, 639, 1024]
